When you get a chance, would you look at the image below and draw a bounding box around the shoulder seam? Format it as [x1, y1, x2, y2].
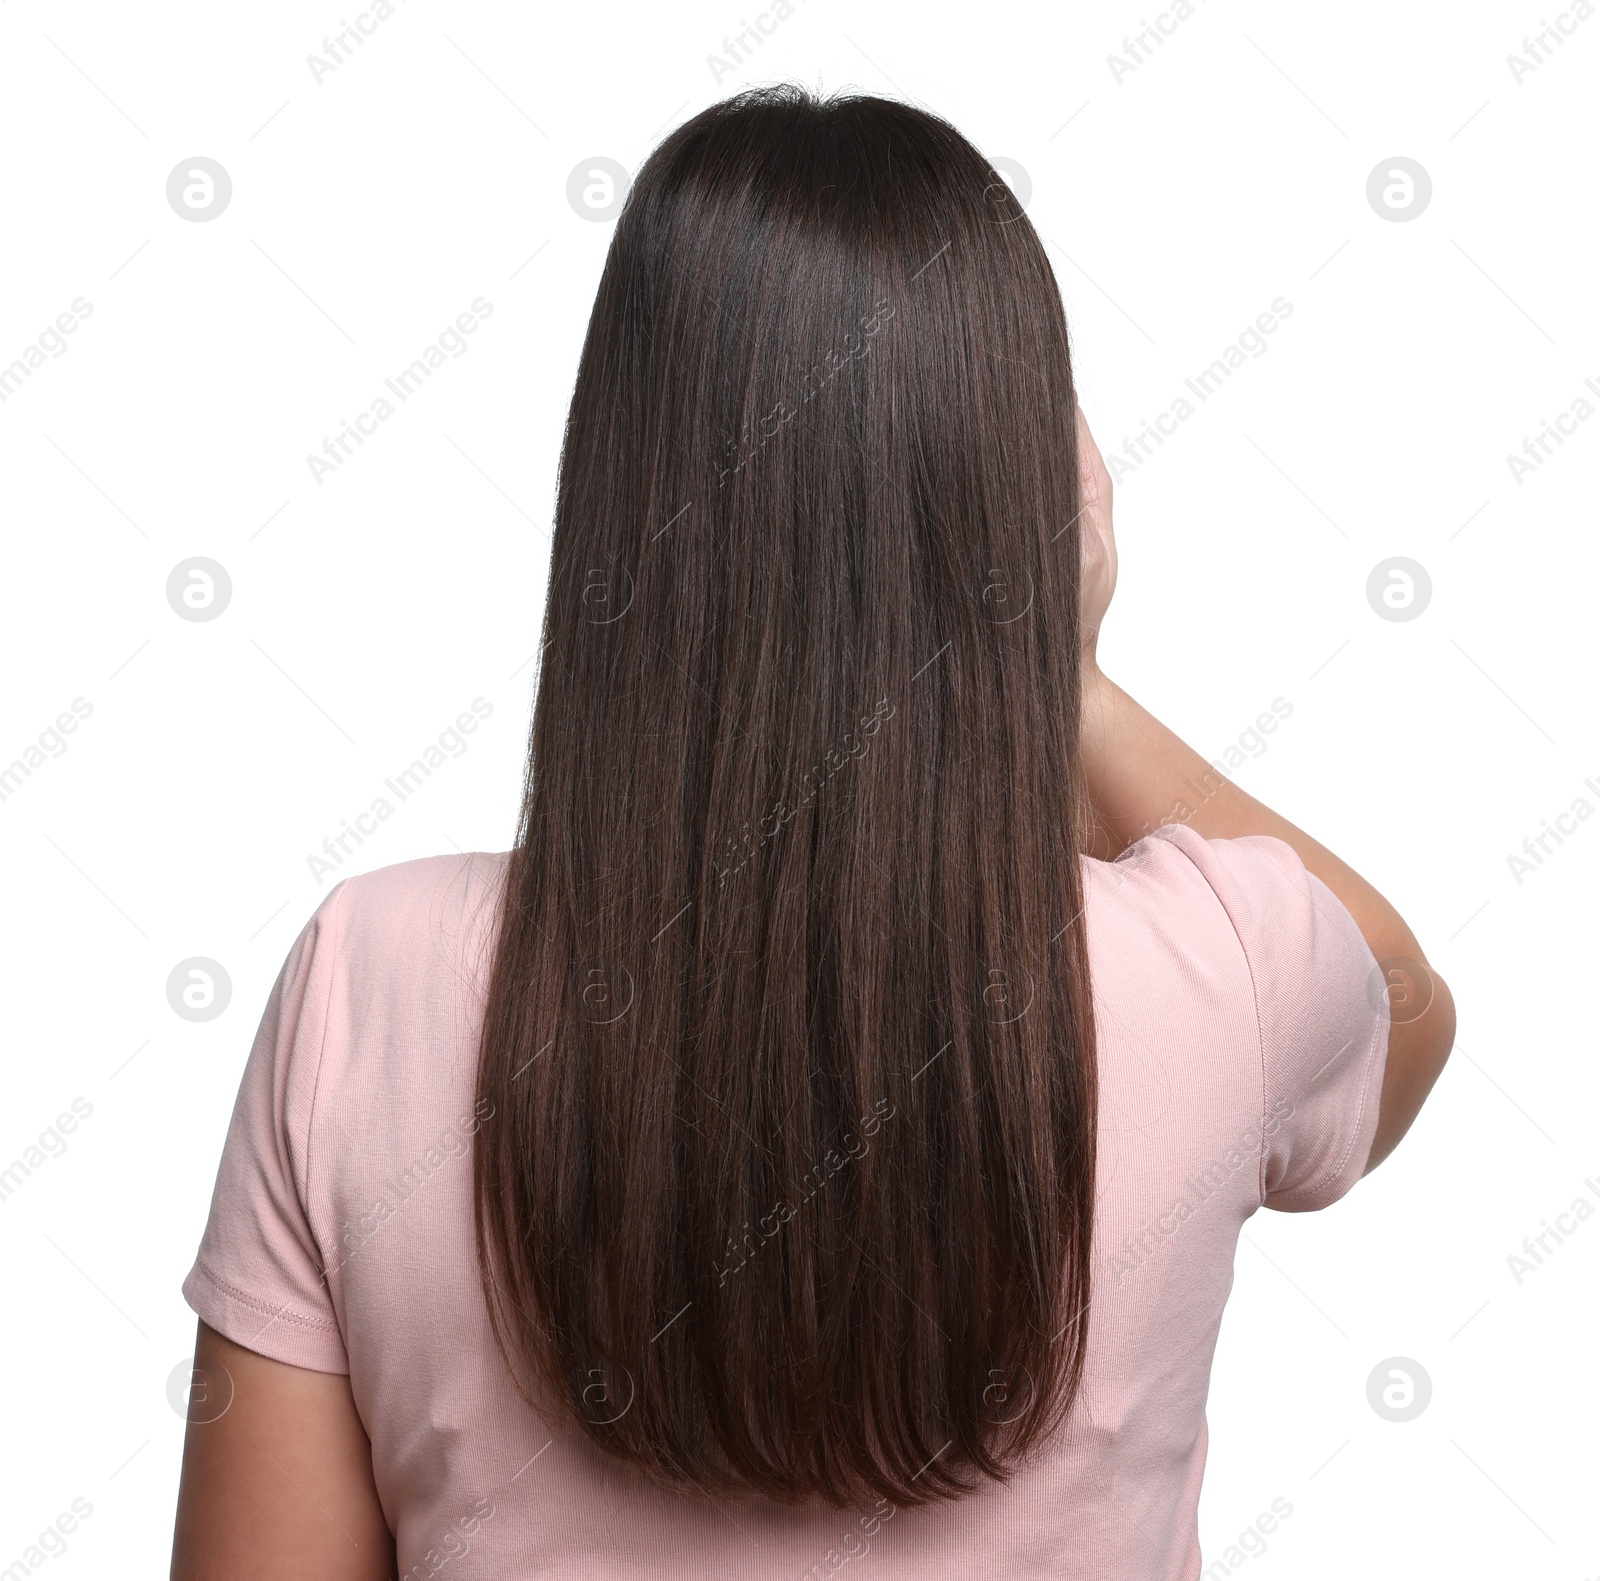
[301, 880, 349, 1291]
[1162, 828, 1274, 1204]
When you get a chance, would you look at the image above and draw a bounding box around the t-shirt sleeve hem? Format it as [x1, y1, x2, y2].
[182, 1259, 350, 1375]
[1261, 993, 1389, 1213]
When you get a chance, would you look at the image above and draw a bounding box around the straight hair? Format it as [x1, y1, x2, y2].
[474, 84, 1098, 1510]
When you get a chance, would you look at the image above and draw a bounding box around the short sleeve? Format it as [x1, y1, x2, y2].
[181, 883, 350, 1372]
[1155, 826, 1390, 1212]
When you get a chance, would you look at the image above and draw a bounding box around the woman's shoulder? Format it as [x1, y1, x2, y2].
[316, 849, 511, 980]
[294, 852, 511, 1171]
[1082, 821, 1338, 947]
[1086, 818, 1300, 884]
[1079, 819, 1380, 1051]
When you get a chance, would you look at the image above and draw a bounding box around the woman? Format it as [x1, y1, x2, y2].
[172, 86, 1454, 1578]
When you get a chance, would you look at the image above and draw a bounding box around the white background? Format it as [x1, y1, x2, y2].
[1, 0, 1595, 1574]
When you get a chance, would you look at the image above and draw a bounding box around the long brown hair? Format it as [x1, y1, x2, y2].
[474, 84, 1097, 1510]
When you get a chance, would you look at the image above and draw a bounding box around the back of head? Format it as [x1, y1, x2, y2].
[475, 84, 1098, 1510]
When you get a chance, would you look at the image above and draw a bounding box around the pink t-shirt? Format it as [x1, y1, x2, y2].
[183, 823, 1387, 1580]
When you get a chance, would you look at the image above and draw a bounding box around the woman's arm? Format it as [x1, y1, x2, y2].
[1078, 667, 1454, 1172]
[171, 1319, 394, 1579]
[1073, 411, 1454, 1173]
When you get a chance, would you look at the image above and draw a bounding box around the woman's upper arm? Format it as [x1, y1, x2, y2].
[171, 1319, 394, 1580]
